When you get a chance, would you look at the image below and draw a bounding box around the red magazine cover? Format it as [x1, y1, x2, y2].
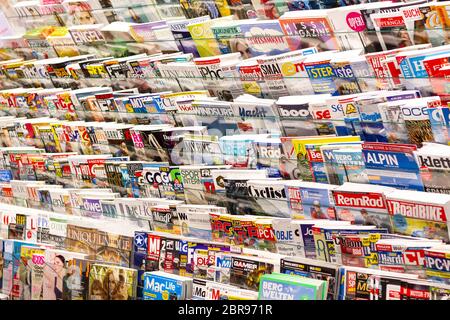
[423, 55, 450, 98]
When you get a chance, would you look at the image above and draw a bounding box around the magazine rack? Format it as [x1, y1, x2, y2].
[1, 0, 450, 301]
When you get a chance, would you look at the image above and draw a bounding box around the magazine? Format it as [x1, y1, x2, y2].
[332, 182, 396, 231]
[414, 143, 450, 194]
[386, 190, 450, 242]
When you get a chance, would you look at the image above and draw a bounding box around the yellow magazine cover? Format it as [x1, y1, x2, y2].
[23, 26, 56, 40]
[392, 218, 449, 242]
[215, 0, 232, 17]
[339, 233, 381, 268]
[50, 123, 69, 153]
[187, 19, 220, 57]
[55, 92, 77, 121]
[211, 213, 233, 243]
[362, 233, 381, 267]
[227, 294, 257, 300]
[23, 26, 58, 59]
[0, 49, 15, 61]
[32, 122, 54, 149]
[38, 125, 62, 153]
[292, 136, 361, 181]
[0, 58, 24, 73]
[47, 27, 80, 58]
[88, 264, 137, 300]
[386, 192, 450, 243]
[436, 3, 450, 44]
[77, 125, 94, 155]
[292, 136, 361, 159]
[312, 226, 329, 262]
[86, 64, 109, 79]
[187, 16, 234, 57]
[123, 99, 134, 114]
[2, 61, 26, 81]
[162, 90, 210, 102]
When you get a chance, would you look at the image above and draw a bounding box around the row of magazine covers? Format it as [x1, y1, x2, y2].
[0, 138, 450, 242]
[7, 0, 402, 26]
[0, 190, 450, 300]
[0, 83, 450, 191]
[4, 0, 450, 61]
[9, 0, 442, 27]
[1, 44, 450, 115]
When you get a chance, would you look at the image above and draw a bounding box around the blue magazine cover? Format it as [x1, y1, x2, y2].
[362, 142, 424, 191]
[287, 0, 312, 11]
[300, 184, 337, 220]
[133, 231, 148, 299]
[219, 134, 266, 168]
[304, 59, 338, 96]
[0, 169, 12, 182]
[357, 99, 388, 142]
[320, 143, 361, 185]
[340, 99, 364, 139]
[331, 61, 362, 95]
[333, 149, 368, 184]
[143, 272, 187, 300]
[398, 50, 450, 95]
[427, 107, 448, 145]
[323, 98, 351, 136]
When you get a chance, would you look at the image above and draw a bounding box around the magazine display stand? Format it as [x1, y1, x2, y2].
[0, 0, 449, 301]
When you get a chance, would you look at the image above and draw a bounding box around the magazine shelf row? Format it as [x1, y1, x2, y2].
[1, 192, 450, 300]
[1, 0, 450, 301]
[1, 40, 450, 99]
[5, 29, 450, 42]
[0, 50, 449, 105]
[6, 0, 445, 25]
[0, 83, 450, 149]
[3, 1, 450, 62]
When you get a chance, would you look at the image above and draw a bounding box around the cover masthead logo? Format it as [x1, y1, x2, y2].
[387, 199, 447, 222]
[425, 251, 450, 272]
[147, 235, 161, 256]
[248, 184, 286, 199]
[232, 258, 258, 270]
[216, 256, 231, 268]
[144, 276, 177, 293]
[417, 155, 450, 170]
[333, 191, 386, 209]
